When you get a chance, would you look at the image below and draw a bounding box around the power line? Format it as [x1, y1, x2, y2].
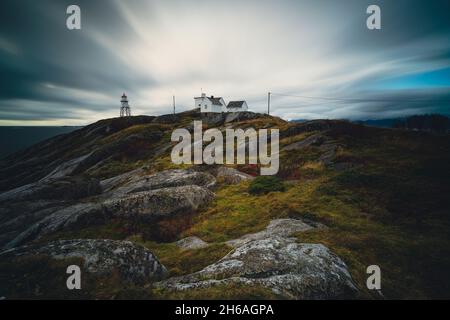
[270, 92, 450, 103]
[276, 102, 343, 109]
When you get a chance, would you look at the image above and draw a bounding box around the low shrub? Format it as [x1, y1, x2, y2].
[248, 176, 286, 195]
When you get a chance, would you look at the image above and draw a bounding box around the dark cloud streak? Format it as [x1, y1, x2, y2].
[0, 0, 449, 124]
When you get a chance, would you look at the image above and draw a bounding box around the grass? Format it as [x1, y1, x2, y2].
[5, 116, 450, 299]
[146, 153, 192, 174]
[0, 255, 88, 299]
[183, 182, 286, 242]
[128, 235, 232, 277]
[39, 219, 131, 243]
[153, 283, 283, 300]
[180, 125, 450, 299]
[87, 159, 143, 180]
[279, 131, 319, 148]
[183, 170, 450, 298]
[98, 123, 171, 146]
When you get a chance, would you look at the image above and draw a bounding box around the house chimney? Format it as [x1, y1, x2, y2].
[211, 95, 214, 98]
[201, 93, 206, 98]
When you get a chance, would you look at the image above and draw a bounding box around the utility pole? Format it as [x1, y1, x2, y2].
[267, 92, 271, 115]
[173, 95, 176, 115]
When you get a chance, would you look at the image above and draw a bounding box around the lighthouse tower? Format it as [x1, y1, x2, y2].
[120, 93, 131, 117]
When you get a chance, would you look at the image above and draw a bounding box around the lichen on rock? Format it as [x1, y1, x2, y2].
[0, 239, 168, 285]
[156, 236, 358, 299]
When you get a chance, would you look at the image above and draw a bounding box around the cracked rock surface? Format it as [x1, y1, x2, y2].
[226, 218, 325, 248]
[156, 236, 357, 299]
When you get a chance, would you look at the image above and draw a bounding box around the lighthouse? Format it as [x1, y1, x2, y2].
[120, 93, 131, 117]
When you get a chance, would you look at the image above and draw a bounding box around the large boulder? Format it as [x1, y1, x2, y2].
[156, 236, 358, 299]
[4, 185, 214, 249]
[101, 169, 217, 197]
[0, 200, 67, 248]
[158, 218, 355, 299]
[2, 203, 102, 250]
[216, 167, 254, 184]
[103, 185, 215, 218]
[100, 167, 147, 193]
[0, 239, 167, 285]
[1, 168, 217, 249]
[122, 169, 216, 194]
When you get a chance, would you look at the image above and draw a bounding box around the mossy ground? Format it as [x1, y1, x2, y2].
[3, 118, 450, 299]
[128, 235, 232, 277]
[152, 283, 283, 300]
[181, 126, 450, 299]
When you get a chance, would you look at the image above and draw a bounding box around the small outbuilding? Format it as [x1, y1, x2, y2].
[226, 101, 248, 112]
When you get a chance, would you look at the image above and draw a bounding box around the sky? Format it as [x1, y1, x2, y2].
[0, 0, 449, 125]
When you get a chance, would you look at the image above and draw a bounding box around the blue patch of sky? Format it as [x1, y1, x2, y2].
[372, 67, 450, 90]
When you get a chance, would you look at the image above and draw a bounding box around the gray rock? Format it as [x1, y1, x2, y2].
[40, 153, 93, 181]
[101, 169, 217, 198]
[5, 185, 214, 249]
[216, 167, 254, 184]
[0, 239, 167, 285]
[226, 218, 324, 248]
[0, 200, 66, 248]
[102, 185, 215, 219]
[3, 203, 102, 250]
[318, 142, 338, 165]
[156, 236, 357, 299]
[1, 168, 217, 249]
[224, 112, 273, 124]
[199, 111, 273, 126]
[201, 113, 226, 126]
[0, 176, 101, 203]
[176, 236, 209, 249]
[100, 167, 147, 193]
[125, 169, 217, 193]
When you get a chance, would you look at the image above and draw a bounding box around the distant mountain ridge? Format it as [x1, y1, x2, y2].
[354, 118, 403, 128]
[291, 114, 450, 133]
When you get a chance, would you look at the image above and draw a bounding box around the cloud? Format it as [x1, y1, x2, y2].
[0, 0, 449, 125]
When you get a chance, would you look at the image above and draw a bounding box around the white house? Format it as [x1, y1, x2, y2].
[195, 93, 248, 113]
[195, 93, 227, 113]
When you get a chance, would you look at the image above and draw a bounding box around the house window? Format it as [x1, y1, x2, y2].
[198, 104, 201, 107]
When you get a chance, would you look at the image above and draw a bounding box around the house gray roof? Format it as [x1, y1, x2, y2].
[227, 101, 245, 108]
[208, 97, 224, 105]
[195, 96, 224, 106]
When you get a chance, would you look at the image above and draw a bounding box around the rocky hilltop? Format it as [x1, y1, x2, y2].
[1, 110, 449, 299]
